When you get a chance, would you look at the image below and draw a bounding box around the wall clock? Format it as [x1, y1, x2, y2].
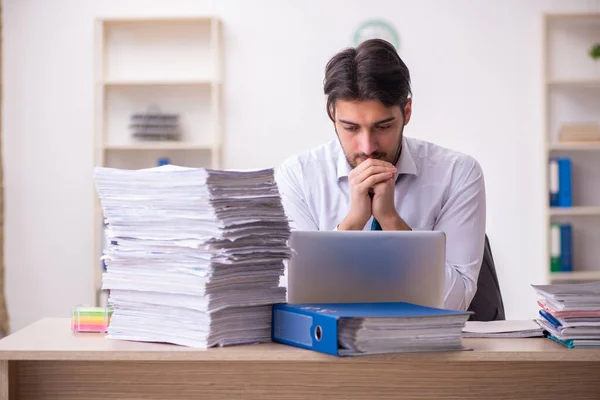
[353, 19, 399, 49]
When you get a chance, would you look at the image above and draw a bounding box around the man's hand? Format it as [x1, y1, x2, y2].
[371, 172, 397, 221]
[338, 159, 396, 230]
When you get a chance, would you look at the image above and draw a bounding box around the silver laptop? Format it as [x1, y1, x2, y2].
[286, 230, 446, 308]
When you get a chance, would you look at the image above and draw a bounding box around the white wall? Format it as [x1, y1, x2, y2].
[4, 0, 600, 332]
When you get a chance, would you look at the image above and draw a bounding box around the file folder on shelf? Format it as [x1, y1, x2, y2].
[550, 223, 572, 273]
[548, 157, 572, 207]
[272, 302, 470, 356]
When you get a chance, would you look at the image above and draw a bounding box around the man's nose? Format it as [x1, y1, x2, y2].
[358, 132, 378, 155]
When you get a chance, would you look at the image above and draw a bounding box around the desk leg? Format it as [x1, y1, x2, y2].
[0, 361, 7, 400]
[0, 361, 17, 400]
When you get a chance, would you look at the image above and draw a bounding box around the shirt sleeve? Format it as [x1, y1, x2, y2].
[434, 157, 486, 312]
[275, 159, 319, 231]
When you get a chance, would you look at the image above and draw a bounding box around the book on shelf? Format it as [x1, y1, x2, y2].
[550, 223, 572, 273]
[548, 157, 571, 208]
[558, 124, 600, 143]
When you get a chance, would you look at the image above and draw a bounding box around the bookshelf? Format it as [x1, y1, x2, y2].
[543, 13, 600, 284]
[93, 16, 223, 306]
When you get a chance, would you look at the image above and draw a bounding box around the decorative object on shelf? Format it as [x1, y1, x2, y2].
[353, 19, 399, 49]
[558, 123, 600, 143]
[157, 157, 170, 166]
[129, 105, 180, 141]
[589, 43, 600, 73]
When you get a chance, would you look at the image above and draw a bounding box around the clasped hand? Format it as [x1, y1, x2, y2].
[339, 158, 399, 230]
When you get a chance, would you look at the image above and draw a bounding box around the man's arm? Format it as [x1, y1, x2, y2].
[435, 157, 486, 311]
[275, 160, 319, 231]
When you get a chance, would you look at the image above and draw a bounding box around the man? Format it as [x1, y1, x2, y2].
[275, 39, 486, 312]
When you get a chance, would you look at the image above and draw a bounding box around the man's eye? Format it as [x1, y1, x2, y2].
[344, 126, 358, 132]
[377, 125, 392, 130]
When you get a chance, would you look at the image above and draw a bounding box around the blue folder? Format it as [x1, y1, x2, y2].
[549, 157, 572, 207]
[560, 224, 572, 272]
[539, 309, 562, 329]
[271, 302, 469, 356]
[557, 158, 572, 207]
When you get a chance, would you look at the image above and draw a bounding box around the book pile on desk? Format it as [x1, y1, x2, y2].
[94, 165, 291, 348]
[532, 282, 600, 348]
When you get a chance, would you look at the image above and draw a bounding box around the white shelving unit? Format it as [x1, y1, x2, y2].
[93, 16, 223, 305]
[550, 271, 600, 282]
[543, 13, 600, 284]
[548, 206, 600, 217]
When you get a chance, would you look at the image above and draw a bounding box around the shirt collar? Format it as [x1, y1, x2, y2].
[336, 136, 418, 180]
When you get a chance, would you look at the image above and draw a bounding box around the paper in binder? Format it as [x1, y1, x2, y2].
[272, 302, 470, 356]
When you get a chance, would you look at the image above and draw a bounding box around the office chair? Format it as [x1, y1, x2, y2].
[467, 234, 505, 321]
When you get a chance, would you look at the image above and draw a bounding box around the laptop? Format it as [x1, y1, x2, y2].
[286, 230, 446, 308]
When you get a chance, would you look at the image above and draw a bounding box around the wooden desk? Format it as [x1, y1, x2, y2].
[0, 318, 599, 399]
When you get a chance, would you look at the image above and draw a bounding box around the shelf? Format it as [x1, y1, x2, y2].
[544, 14, 600, 287]
[101, 79, 217, 86]
[547, 80, 600, 89]
[550, 271, 600, 282]
[105, 143, 216, 151]
[102, 17, 217, 83]
[105, 84, 213, 146]
[549, 142, 600, 151]
[100, 16, 217, 24]
[545, 13, 600, 21]
[549, 206, 600, 216]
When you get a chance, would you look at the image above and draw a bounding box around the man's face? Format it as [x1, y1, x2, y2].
[333, 99, 412, 169]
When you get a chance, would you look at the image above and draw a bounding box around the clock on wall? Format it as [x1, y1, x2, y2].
[353, 19, 399, 49]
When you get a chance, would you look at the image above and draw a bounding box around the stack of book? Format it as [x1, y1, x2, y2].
[129, 106, 180, 141]
[272, 302, 471, 356]
[532, 282, 600, 348]
[94, 165, 291, 348]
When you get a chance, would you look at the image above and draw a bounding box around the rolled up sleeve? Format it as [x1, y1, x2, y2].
[275, 160, 319, 231]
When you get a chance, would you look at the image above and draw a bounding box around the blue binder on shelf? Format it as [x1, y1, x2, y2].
[549, 157, 572, 207]
[271, 302, 469, 356]
[560, 224, 572, 272]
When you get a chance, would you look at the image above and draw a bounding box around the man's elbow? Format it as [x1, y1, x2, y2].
[444, 272, 478, 312]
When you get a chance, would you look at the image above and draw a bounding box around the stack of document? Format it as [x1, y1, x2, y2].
[94, 165, 291, 348]
[532, 282, 600, 348]
[462, 320, 544, 338]
[272, 302, 470, 356]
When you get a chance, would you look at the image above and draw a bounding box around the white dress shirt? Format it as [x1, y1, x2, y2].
[275, 136, 486, 311]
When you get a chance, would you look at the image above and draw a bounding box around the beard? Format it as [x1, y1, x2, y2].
[338, 124, 404, 169]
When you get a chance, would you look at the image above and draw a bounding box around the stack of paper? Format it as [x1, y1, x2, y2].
[532, 282, 600, 348]
[334, 303, 469, 355]
[462, 320, 544, 338]
[94, 165, 291, 348]
[338, 314, 469, 355]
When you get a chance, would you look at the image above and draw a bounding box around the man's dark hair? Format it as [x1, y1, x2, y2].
[324, 39, 412, 122]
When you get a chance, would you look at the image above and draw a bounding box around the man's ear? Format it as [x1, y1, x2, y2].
[403, 99, 412, 126]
